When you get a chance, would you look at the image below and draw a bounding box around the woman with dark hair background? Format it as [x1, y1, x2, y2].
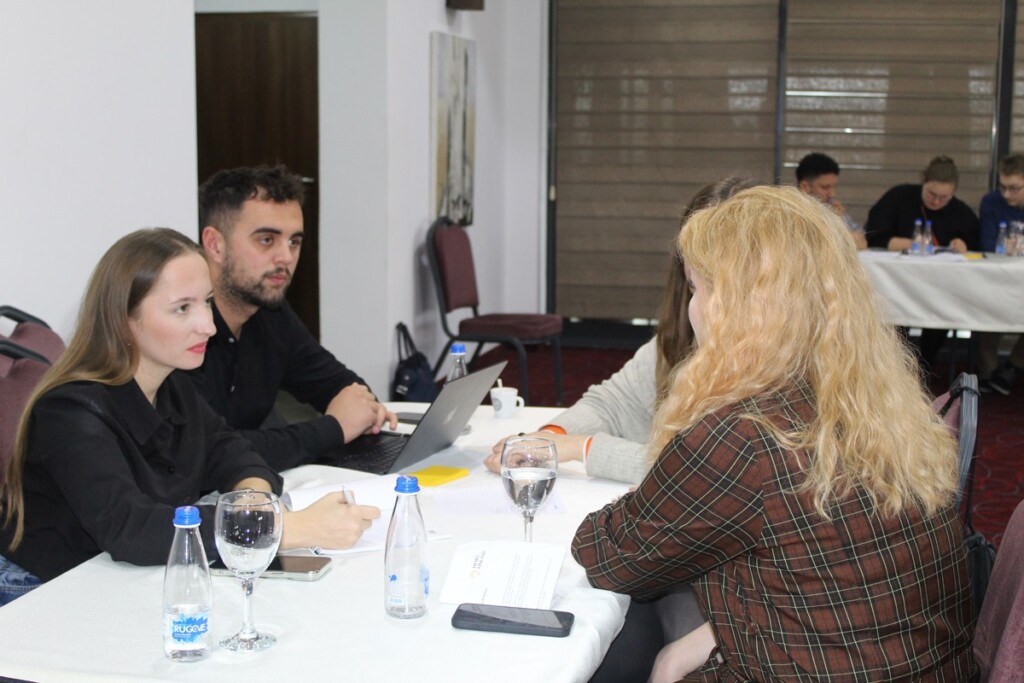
[484, 176, 759, 485]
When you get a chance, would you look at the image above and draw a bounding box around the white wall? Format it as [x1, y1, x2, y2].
[319, 0, 549, 394]
[0, 0, 198, 338]
[0, 0, 548, 399]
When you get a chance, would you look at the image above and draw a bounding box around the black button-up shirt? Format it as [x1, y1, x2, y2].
[2, 373, 281, 582]
[186, 301, 366, 471]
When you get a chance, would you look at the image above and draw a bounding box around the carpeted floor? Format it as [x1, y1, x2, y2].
[475, 343, 1023, 547]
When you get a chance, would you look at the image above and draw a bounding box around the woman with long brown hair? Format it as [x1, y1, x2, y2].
[0, 228, 378, 603]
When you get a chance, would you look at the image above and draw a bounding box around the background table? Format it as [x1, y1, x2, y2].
[0, 405, 630, 683]
[859, 251, 1024, 332]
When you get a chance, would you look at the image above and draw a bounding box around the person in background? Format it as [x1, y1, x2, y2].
[188, 165, 396, 472]
[572, 187, 975, 681]
[976, 152, 1024, 394]
[865, 155, 981, 376]
[796, 152, 868, 250]
[0, 229, 379, 604]
[866, 155, 979, 253]
[484, 177, 759, 486]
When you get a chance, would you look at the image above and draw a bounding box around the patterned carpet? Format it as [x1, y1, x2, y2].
[476, 343, 1023, 547]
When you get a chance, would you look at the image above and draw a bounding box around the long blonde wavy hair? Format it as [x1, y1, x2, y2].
[649, 186, 957, 518]
[2, 228, 203, 549]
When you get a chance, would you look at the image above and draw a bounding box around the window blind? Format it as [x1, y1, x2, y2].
[781, 0, 1001, 227]
[554, 0, 779, 320]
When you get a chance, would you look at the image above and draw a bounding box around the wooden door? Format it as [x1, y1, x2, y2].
[195, 12, 321, 338]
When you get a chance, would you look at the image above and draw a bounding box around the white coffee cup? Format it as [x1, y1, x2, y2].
[490, 387, 525, 418]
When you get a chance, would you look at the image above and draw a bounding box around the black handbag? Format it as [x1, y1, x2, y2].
[962, 470, 996, 624]
[390, 323, 439, 402]
[964, 524, 996, 622]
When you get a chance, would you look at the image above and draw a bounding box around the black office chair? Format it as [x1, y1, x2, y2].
[426, 216, 563, 405]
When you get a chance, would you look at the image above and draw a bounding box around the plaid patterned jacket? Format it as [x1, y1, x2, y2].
[571, 384, 975, 682]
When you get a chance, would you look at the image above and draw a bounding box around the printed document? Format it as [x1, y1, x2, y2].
[439, 541, 565, 609]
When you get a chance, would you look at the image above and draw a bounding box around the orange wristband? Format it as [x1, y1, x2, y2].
[539, 424, 567, 435]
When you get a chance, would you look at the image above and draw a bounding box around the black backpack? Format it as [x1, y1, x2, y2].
[390, 323, 439, 402]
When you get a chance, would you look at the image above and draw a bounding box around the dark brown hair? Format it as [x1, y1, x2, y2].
[654, 176, 761, 403]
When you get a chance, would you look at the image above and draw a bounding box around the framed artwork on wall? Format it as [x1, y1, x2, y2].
[430, 31, 476, 226]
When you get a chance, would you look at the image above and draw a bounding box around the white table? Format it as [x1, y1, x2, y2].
[0, 406, 630, 683]
[858, 251, 1024, 332]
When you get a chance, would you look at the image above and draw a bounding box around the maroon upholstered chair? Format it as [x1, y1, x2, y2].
[0, 305, 65, 364]
[426, 217, 563, 405]
[0, 341, 51, 484]
[974, 499, 1024, 682]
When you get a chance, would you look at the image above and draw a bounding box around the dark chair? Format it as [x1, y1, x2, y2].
[426, 216, 563, 405]
[973, 499, 1024, 682]
[0, 305, 65, 364]
[932, 372, 979, 508]
[0, 341, 51, 483]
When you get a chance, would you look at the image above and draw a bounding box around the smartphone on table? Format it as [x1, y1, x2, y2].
[208, 555, 332, 581]
[451, 603, 574, 637]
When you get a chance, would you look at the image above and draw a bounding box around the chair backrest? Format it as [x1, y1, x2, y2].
[0, 342, 51, 484]
[0, 305, 65, 364]
[973, 499, 1024, 682]
[427, 216, 480, 314]
[932, 372, 979, 508]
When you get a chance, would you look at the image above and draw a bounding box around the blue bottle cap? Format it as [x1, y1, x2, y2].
[394, 475, 420, 493]
[173, 506, 201, 526]
[451, 343, 466, 354]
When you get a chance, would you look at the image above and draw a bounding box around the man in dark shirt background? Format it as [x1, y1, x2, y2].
[188, 164, 396, 471]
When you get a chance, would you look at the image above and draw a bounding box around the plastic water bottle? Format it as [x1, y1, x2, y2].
[910, 219, 923, 254]
[446, 343, 469, 383]
[923, 220, 935, 254]
[163, 506, 212, 662]
[1008, 221, 1021, 257]
[384, 475, 429, 619]
[996, 221, 1008, 255]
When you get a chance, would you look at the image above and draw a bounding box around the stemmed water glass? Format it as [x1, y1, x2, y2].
[214, 490, 283, 652]
[500, 436, 558, 542]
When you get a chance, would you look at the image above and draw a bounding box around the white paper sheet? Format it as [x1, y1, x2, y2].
[439, 541, 565, 609]
[283, 478, 451, 555]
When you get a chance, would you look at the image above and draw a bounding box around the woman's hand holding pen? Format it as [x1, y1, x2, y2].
[281, 490, 380, 551]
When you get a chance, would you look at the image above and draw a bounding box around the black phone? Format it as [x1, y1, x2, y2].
[451, 603, 574, 637]
[208, 555, 332, 581]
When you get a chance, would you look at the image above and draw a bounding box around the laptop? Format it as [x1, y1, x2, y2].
[322, 361, 507, 475]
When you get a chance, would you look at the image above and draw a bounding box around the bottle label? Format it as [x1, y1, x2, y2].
[169, 612, 209, 644]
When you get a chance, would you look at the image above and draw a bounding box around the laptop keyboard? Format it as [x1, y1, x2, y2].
[327, 433, 409, 475]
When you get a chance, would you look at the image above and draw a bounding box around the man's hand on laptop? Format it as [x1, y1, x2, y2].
[328, 384, 398, 443]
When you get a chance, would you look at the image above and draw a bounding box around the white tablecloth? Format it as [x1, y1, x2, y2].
[0, 405, 630, 683]
[859, 251, 1024, 332]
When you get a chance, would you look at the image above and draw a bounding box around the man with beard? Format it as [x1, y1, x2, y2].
[189, 165, 396, 471]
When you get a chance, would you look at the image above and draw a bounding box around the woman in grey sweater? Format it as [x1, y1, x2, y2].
[485, 177, 758, 484]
